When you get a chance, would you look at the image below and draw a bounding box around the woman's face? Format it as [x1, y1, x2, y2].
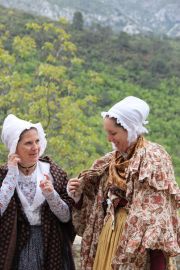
[103, 117, 129, 153]
[16, 128, 40, 165]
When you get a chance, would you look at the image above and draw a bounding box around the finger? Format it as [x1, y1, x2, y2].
[15, 158, 21, 163]
[44, 174, 50, 181]
[40, 181, 53, 189]
[39, 182, 44, 188]
[69, 185, 80, 192]
[40, 177, 50, 185]
[44, 182, 52, 188]
[8, 154, 21, 163]
[43, 185, 53, 192]
[68, 181, 80, 187]
[8, 153, 17, 158]
[39, 183, 44, 189]
[8, 154, 20, 159]
[40, 179, 45, 184]
[39, 181, 46, 188]
[69, 178, 79, 182]
[68, 185, 80, 193]
[69, 181, 81, 188]
[40, 181, 50, 187]
[46, 188, 53, 192]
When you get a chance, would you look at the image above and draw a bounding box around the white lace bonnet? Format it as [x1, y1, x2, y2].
[1, 114, 47, 156]
[101, 96, 150, 144]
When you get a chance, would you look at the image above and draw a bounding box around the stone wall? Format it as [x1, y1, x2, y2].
[176, 256, 180, 270]
[72, 236, 81, 270]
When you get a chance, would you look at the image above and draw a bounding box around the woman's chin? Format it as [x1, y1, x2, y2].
[111, 143, 118, 151]
[29, 156, 39, 163]
[111, 143, 125, 153]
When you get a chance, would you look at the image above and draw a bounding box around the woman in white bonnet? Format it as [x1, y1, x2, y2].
[67, 96, 180, 270]
[0, 114, 75, 270]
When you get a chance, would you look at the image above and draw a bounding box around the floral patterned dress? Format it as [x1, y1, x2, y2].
[72, 138, 180, 270]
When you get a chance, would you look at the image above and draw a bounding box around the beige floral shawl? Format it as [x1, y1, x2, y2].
[72, 139, 180, 270]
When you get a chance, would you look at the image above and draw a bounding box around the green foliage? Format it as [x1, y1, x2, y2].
[72, 11, 84, 31]
[13, 36, 36, 59]
[0, 6, 179, 186]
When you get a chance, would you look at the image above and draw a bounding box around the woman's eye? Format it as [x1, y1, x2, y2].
[25, 142, 32, 145]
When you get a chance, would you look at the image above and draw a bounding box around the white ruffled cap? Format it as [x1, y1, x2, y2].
[101, 96, 150, 144]
[1, 114, 47, 156]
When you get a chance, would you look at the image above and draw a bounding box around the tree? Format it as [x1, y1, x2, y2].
[0, 19, 106, 177]
[72, 11, 84, 31]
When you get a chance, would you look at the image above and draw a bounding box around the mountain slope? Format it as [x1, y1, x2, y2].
[0, 0, 180, 36]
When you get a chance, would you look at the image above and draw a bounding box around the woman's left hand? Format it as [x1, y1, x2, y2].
[40, 174, 54, 194]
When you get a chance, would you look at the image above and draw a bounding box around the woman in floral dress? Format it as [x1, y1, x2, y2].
[67, 96, 180, 270]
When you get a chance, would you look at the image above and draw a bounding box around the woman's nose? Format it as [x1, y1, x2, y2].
[107, 135, 112, 142]
[32, 142, 39, 150]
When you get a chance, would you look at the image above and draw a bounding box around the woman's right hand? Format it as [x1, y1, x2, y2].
[68, 178, 81, 193]
[67, 178, 82, 202]
[8, 154, 21, 168]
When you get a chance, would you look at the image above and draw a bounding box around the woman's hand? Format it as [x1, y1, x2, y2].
[67, 178, 81, 194]
[40, 174, 54, 194]
[67, 178, 82, 203]
[8, 154, 21, 167]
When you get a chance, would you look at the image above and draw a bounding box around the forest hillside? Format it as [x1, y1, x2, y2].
[0, 6, 180, 184]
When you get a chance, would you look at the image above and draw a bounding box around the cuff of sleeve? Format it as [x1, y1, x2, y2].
[8, 166, 19, 175]
[43, 190, 56, 199]
[67, 186, 82, 203]
[73, 194, 84, 209]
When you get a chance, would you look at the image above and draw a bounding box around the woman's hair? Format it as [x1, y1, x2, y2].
[18, 127, 38, 143]
[106, 116, 126, 130]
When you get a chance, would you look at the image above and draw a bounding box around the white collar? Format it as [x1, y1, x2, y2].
[16, 161, 50, 210]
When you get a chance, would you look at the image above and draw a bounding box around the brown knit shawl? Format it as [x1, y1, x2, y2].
[0, 156, 75, 270]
